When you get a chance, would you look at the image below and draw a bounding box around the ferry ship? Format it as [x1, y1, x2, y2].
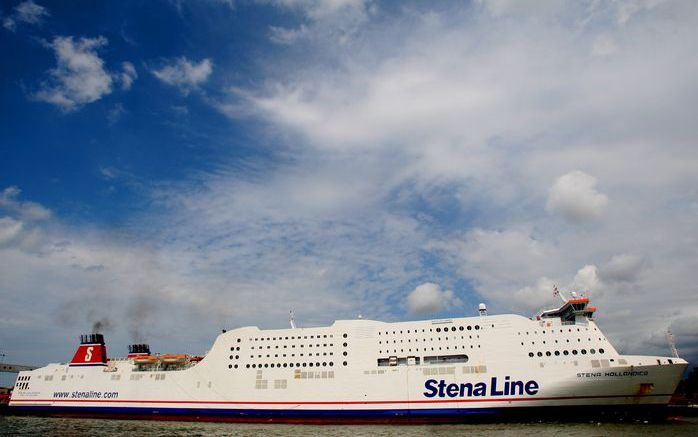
[8, 293, 688, 423]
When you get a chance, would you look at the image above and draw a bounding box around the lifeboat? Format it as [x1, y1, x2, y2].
[161, 354, 188, 364]
[133, 355, 159, 365]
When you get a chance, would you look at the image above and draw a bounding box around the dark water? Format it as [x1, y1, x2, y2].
[1, 416, 697, 437]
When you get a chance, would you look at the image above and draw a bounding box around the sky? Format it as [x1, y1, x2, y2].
[0, 0, 697, 372]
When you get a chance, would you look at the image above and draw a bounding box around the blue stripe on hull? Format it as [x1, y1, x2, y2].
[7, 404, 671, 424]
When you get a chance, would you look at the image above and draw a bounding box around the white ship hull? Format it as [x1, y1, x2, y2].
[9, 312, 688, 423]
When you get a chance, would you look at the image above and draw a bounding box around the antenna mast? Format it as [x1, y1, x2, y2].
[666, 329, 679, 359]
[553, 285, 567, 303]
[289, 310, 296, 329]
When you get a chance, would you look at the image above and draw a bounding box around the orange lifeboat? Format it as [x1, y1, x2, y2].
[133, 355, 159, 365]
[161, 354, 187, 364]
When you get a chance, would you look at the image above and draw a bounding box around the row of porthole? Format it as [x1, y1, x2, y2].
[227, 361, 348, 369]
[250, 344, 333, 350]
[522, 338, 603, 346]
[248, 334, 334, 341]
[519, 327, 598, 335]
[379, 344, 481, 354]
[246, 352, 335, 358]
[243, 333, 348, 342]
[529, 348, 605, 358]
[379, 336, 479, 344]
[379, 326, 486, 335]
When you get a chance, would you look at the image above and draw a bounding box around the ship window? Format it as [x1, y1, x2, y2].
[590, 349, 596, 354]
[599, 348, 605, 354]
[459, 326, 464, 331]
[572, 350, 578, 355]
[581, 349, 587, 355]
[344, 334, 348, 338]
[545, 351, 551, 356]
[343, 361, 348, 366]
[467, 326, 472, 330]
[424, 354, 468, 365]
[436, 328, 441, 333]
[528, 352, 534, 357]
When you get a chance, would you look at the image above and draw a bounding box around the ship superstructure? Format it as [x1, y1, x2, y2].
[8, 296, 688, 423]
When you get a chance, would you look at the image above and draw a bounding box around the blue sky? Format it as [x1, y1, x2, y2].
[1, 0, 697, 369]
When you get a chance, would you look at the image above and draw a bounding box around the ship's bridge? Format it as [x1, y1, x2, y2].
[538, 295, 596, 324]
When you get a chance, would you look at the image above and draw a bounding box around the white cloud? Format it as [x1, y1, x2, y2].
[407, 282, 461, 315]
[269, 24, 310, 44]
[546, 171, 609, 223]
[0, 217, 23, 245]
[119, 61, 138, 90]
[570, 265, 600, 293]
[152, 57, 213, 93]
[265, 0, 372, 45]
[107, 103, 126, 125]
[2, 0, 49, 32]
[599, 253, 648, 283]
[34, 36, 114, 111]
[0, 186, 51, 221]
[270, 0, 370, 20]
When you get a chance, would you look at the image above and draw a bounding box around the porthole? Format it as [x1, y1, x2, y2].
[590, 349, 596, 354]
[228, 364, 232, 369]
[572, 350, 578, 355]
[343, 334, 348, 338]
[563, 351, 569, 356]
[234, 364, 238, 369]
[237, 339, 241, 343]
[528, 352, 534, 357]
[343, 361, 348, 366]
[343, 343, 348, 347]
[459, 326, 464, 331]
[343, 351, 347, 356]
[554, 351, 560, 356]
[467, 326, 472, 330]
[537, 352, 542, 357]
[545, 351, 551, 356]
[246, 364, 250, 368]
[309, 363, 314, 367]
[599, 348, 605, 354]
[329, 362, 334, 367]
[581, 349, 587, 355]
[436, 328, 441, 332]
